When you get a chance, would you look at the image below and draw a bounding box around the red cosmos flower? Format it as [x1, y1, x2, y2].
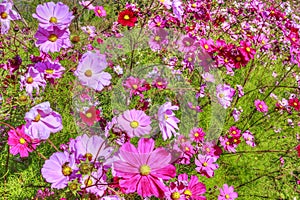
[117, 9, 137, 27]
[295, 144, 300, 157]
[79, 106, 101, 126]
[288, 98, 300, 111]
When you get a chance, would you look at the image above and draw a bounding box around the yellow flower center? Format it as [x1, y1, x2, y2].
[192, 3, 197, 8]
[292, 38, 296, 42]
[86, 112, 92, 118]
[26, 77, 34, 84]
[48, 34, 58, 42]
[139, 164, 151, 176]
[232, 130, 236, 135]
[19, 138, 26, 144]
[270, 10, 275, 14]
[246, 47, 251, 52]
[294, 102, 298, 106]
[49, 17, 57, 23]
[19, 95, 27, 102]
[84, 153, 93, 161]
[164, 114, 169, 120]
[261, 40, 265, 45]
[224, 58, 229, 63]
[157, 22, 161, 27]
[84, 178, 93, 186]
[80, 163, 92, 174]
[236, 56, 241, 62]
[194, 133, 199, 137]
[219, 93, 225, 98]
[226, 141, 230, 145]
[132, 84, 138, 89]
[206, 147, 210, 152]
[184, 189, 192, 196]
[203, 162, 208, 167]
[34, 114, 41, 122]
[157, 82, 163, 86]
[45, 69, 54, 74]
[154, 36, 161, 41]
[97, 9, 101, 14]
[171, 192, 181, 199]
[258, 104, 263, 109]
[69, 182, 79, 191]
[247, 137, 252, 141]
[233, 139, 237, 143]
[124, 15, 130, 20]
[185, 147, 190, 152]
[62, 164, 72, 176]
[204, 44, 209, 49]
[0, 12, 8, 19]
[84, 69, 93, 77]
[130, 120, 139, 128]
[185, 41, 191, 46]
[225, 194, 230, 199]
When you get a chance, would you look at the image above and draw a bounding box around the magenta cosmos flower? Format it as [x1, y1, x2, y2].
[34, 26, 72, 53]
[32, 2, 74, 31]
[24, 102, 63, 140]
[0, 1, 20, 34]
[158, 102, 180, 141]
[117, 109, 152, 138]
[218, 184, 238, 200]
[216, 84, 236, 109]
[94, 6, 106, 17]
[35, 61, 65, 80]
[20, 66, 47, 98]
[41, 151, 77, 189]
[195, 154, 219, 178]
[254, 99, 268, 113]
[177, 173, 206, 200]
[74, 51, 112, 91]
[112, 138, 176, 198]
[7, 125, 38, 157]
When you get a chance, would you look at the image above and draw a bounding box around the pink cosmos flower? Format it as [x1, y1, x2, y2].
[20, 66, 47, 98]
[7, 125, 38, 157]
[232, 107, 243, 122]
[32, 2, 74, 31]
[178, 173, 206, 200]
[24, 102, 63, 140]
[34, 26, 72, 53]
[74, 51, 112, 91]
[34, 61, 65, 80]
[0, 1, 20, 34]
[112, 138, 176, 198]
[152, 76, 168, 90]
[189, 127, 206, 143]
[216, 84, 236, 109]
[41, 151, 77, 189]
[218, 184, 238, 200]
[242, 130, 256, 147]
[195, 154, 219, 178]
[117, 109, 152, 138]
[177, 34, 197, 53]
[158, 102, 180, 141]
[229, 126, 241, 139]
[94, 6, 106, 17]
[254, 99, 268, 113]
[172, 0, 184, 22]
[81, 167, 107, 196]
[79, 106, 100, 126]
[123, 76, 150, 98]
[159, 0, 172, 9]
[219, 136, 237, 153]
[81, 26, 96, 38]
[238, 40, 256, 61]
[148, 27, 169, 52]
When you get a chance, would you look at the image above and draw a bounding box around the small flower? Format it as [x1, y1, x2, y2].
[24, 102, 63, 140]
[152, 76, 168, 90]
[242, 130, 256, 147]
[74, 51, 112, 91]
[0, 2, 20, 34]
[79, 1, 95, 10]
[7, 125, 38, 157]
[149, 27, 169, 52]
[94, 6, 106, 17]
[34, 26, 72, 53]
[195, 154, 219, 178]
[79, 106, 100, 126]
[216, 84, 235, 109]
[34, 61, 65, 80]
[229, 126, 241, 138]
[117, 109, 152, 138]
[113, 65, 123, 75]
[218, 184, 238, 200]
[288, 98, 300, 111]
[158, 102, 180, 140]
[20, 66, 47, 98]
[117, 9, 137, 27]
[177, 173, 206, 199]
[81, 26, 96, 38]
[41, 151, 77, 189]
[32, 2, 74, 31]
[254, 99, 268, 113]
[189, 127, 205, 143]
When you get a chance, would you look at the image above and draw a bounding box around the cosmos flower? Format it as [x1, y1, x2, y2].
[34, 26, 72, 53]
[158, 102, 180, 141]
[7, 125, 38, 157]
[0, 1, 20, 34]
[148, 27, 168, 52]
[117, 109, 152, 138]
[79, 1, 95, 10]
[81, 25, 97, 38]
[195, 154, 219, 178]
[32, 2, 74, 31]
[34, 61, 65, 80]
[24, 101, 63, 140]
[41, 151, 77, 189]
[216, 84, 236, 109]
[94, 6, 106, 17]
[20, 66, 47, 98]
[81, 167, 107, 197]
[117, 9, 137, 27]
[79, 106, 100, 126]
[218, 184, 238, 200]
[254, 99, 268, 113]
[112, 138, 176, 198]
[242, 130, 256, 147]
[74, 51, 112, 91]
[189, 127, 206, 143]
[177, 173, 206, 200]
[177, 34, 197, 53]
